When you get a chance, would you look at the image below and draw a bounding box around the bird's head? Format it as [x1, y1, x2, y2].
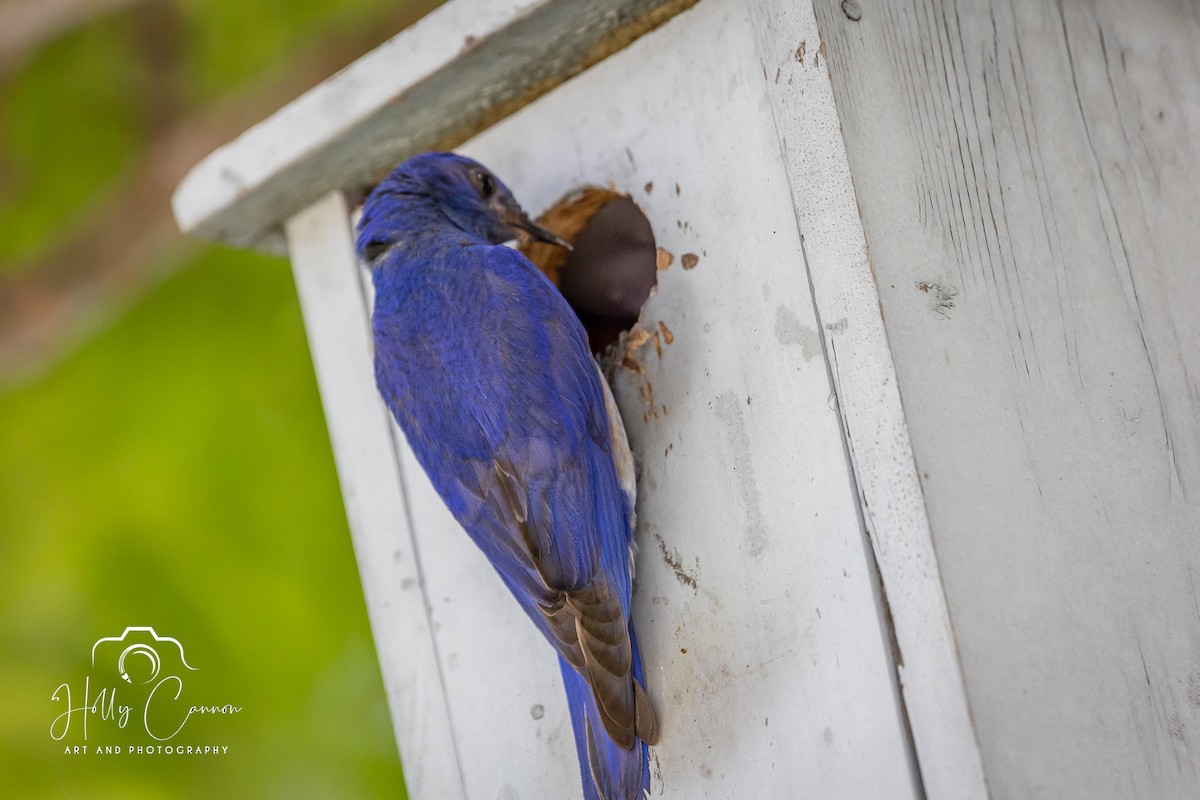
[357, 152, 570, 265]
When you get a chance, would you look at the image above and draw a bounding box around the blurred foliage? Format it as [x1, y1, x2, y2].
[0, 249, 405, 797]
[178, 0, 405, 102]
[0, 0, 443, 796]
[0, 0, 426, 272]
[0, 15, 144, 266]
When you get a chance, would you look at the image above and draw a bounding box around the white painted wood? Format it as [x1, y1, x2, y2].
[283, 193, 466, 800]
[276, 2, 927, 797]
[397, 1, 919, 796]
[812, 0, 1200, 797]
[172, 0, 697, 252]
[749, 3, 988, 799]
[175, 0, 1052, 795]
[177, 0, 1200, 795]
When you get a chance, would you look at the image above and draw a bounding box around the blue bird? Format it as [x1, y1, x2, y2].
[357, 152, 658, 800]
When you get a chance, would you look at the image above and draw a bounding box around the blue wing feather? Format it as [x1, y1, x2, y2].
[372, 244, 623, 594]
[372, 241, 651, 800]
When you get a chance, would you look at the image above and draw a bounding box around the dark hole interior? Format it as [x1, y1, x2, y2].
[519, 189, 658, 357]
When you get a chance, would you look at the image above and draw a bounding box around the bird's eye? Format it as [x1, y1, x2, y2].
[474, 169, 496, 198]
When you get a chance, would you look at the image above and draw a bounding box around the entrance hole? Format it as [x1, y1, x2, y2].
[519, 188, 658, 358]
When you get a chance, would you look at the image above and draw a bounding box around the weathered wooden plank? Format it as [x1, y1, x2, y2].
[366, 0, 921, 795]
[283, 193, 466, 800]
[173, 0, 698, 253]
[750, 2, 989, 798]
[814, 0, 1200, 796]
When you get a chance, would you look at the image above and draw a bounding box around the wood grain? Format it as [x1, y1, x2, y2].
[752, 1, 989, 797]
[814, 0, 1200, 796]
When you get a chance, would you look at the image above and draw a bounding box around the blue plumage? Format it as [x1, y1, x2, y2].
[358, 152, 656, 800]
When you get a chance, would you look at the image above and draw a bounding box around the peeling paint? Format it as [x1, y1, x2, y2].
[656, 247, 674, 270]
[914, 281, 957, 318]
[658, 320, 675, 344]
[618, 325, 652, 376]
[625, 326, 651, 350]
[640, 378, 658, 421]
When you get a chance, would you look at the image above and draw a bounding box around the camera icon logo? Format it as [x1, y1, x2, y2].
[90, 627, 198, 685]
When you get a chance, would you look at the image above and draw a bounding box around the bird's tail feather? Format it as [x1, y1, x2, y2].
[560, 628, 652, 800]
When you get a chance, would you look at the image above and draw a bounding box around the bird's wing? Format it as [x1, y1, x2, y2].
[375, 243, 651, 748]
[464, 245, 653, 748]
[452, 449, 639, 748]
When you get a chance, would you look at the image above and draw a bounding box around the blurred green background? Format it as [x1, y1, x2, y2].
[0, 0, 441, 796]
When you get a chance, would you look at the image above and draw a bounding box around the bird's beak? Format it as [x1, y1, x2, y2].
[503, 205, 573, 251]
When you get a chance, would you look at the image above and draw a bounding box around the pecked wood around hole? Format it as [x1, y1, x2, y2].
[520, 187, 657, 356]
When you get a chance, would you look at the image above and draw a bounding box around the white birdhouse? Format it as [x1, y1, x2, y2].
[173, 1, 1200, 798]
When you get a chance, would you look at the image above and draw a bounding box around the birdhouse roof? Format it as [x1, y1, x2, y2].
[171, 0, 695, 253]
